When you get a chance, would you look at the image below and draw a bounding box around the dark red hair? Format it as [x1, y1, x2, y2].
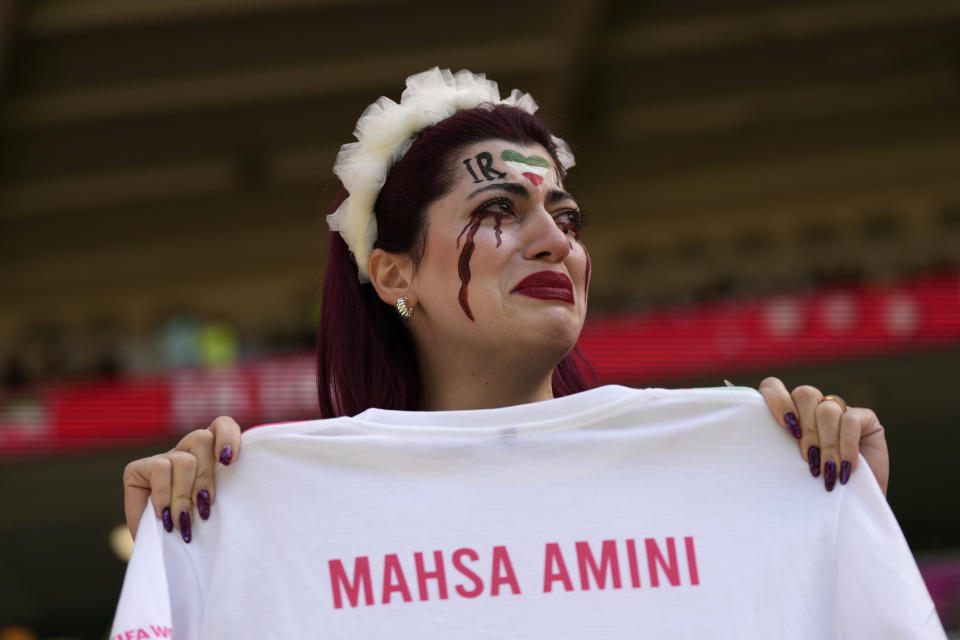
[317, 105, 595, 417]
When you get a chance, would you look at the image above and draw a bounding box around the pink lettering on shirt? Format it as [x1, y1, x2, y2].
[111, 626, 172, 640]
[328, 535, 700, 609]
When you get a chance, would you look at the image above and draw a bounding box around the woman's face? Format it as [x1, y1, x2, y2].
[407, 139, 590, 364]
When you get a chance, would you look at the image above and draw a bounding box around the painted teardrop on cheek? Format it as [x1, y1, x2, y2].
[455, 212, 506, 322]
[584, 247, 591, 293]
[456, 217, 482, 322]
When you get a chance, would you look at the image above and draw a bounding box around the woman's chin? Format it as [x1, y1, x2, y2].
[510, 313, 584, 355]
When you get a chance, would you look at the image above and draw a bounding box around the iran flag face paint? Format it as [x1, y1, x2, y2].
[501, 149, 550, 186]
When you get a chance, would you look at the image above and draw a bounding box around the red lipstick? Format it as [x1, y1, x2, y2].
[511, 271, 575, 305]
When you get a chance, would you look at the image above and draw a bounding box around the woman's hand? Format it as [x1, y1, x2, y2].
[123, 416, 242, 541]
[758, 377, 889, 496]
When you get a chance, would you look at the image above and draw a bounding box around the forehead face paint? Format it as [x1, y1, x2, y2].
[455, 150, 517, 321]
[463, 151, 506, 183]
[500, 149, 551, 186]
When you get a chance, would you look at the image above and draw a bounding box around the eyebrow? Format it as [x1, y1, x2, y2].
[466, 182, 576, 204]
[467, 182, 529, 200]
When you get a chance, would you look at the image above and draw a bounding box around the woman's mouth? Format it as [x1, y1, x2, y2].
[511, 271, 575, 304]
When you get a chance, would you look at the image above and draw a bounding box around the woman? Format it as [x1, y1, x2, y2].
[113, 70, 932, 638]
[124, 70, 889, 541]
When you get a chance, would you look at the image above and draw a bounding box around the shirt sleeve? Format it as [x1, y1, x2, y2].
[110, 499, 175, 639]
[836, 456, 946, 639]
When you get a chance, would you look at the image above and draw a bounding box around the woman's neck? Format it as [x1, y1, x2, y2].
[417, 352, 556, 411]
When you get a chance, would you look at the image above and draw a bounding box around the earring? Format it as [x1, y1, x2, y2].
[396, 296, 414, 321]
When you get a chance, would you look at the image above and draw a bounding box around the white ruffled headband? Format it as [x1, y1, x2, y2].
[326, 67, 576, 283]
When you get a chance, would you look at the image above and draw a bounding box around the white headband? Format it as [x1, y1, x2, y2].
[326, 67, 576, 283]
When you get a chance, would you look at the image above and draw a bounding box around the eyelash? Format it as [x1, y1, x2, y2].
[474, 197, 588, 236]
[475, 197, 516, 217]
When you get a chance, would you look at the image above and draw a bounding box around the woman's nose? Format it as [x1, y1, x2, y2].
[522, 208, 572, 262]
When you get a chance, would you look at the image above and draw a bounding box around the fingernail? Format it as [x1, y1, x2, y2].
[839, 460, 851, 485]
[824, 460, 837, 492]
[808, 445, 821, 477]
[784, 412, 801, 439]
[180, 510, 192, 543]
[197, 489, 211, 520]
[162, 506, 173, 532]
[219, 445, 233, 466]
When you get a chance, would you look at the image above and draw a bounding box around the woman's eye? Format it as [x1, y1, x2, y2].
[479, 198, 515, 215]
[555, 210, 583, 235]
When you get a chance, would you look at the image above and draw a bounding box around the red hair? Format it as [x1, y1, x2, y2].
[317, 105, 595, 417]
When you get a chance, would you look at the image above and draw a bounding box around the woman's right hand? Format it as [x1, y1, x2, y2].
[123, 416, 241, 541]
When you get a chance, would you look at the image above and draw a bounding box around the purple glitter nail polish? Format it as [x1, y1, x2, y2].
[808, 445, 821, 478]
[784, 412, 801, 439]
[219, 445, 233, 466]
[197, 489, 211, 520]
[162, 506, 173, 532]
[824, 460, 837, 492]
[839, 460, 851, 485]
[180, 510, 192, 543]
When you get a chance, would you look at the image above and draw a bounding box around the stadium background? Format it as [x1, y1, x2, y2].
[1, 0, 959, 637]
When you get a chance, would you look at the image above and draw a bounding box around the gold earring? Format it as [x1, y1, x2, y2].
[396, 296, 413, 321]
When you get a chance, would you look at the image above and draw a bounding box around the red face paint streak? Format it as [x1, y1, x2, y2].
[584, 247, 591, 292]
[556, 212, 582, 241]
[457, 213, 504, 249]
[455, 212, 506, 322]
[457, 218, 482, 321]
[493, 214, 503, 247]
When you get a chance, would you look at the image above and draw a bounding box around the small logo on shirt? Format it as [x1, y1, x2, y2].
[111, 625, 172, 639]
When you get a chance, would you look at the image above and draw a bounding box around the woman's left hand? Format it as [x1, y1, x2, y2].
[758, 377, 889, 496]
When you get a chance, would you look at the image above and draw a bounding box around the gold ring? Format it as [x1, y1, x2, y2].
[820, 394, 848, 413]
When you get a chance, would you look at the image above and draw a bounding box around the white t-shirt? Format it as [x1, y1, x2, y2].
[111, 385, 945, 639]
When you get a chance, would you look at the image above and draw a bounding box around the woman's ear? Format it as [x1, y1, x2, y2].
[367, 248, 415, 307]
